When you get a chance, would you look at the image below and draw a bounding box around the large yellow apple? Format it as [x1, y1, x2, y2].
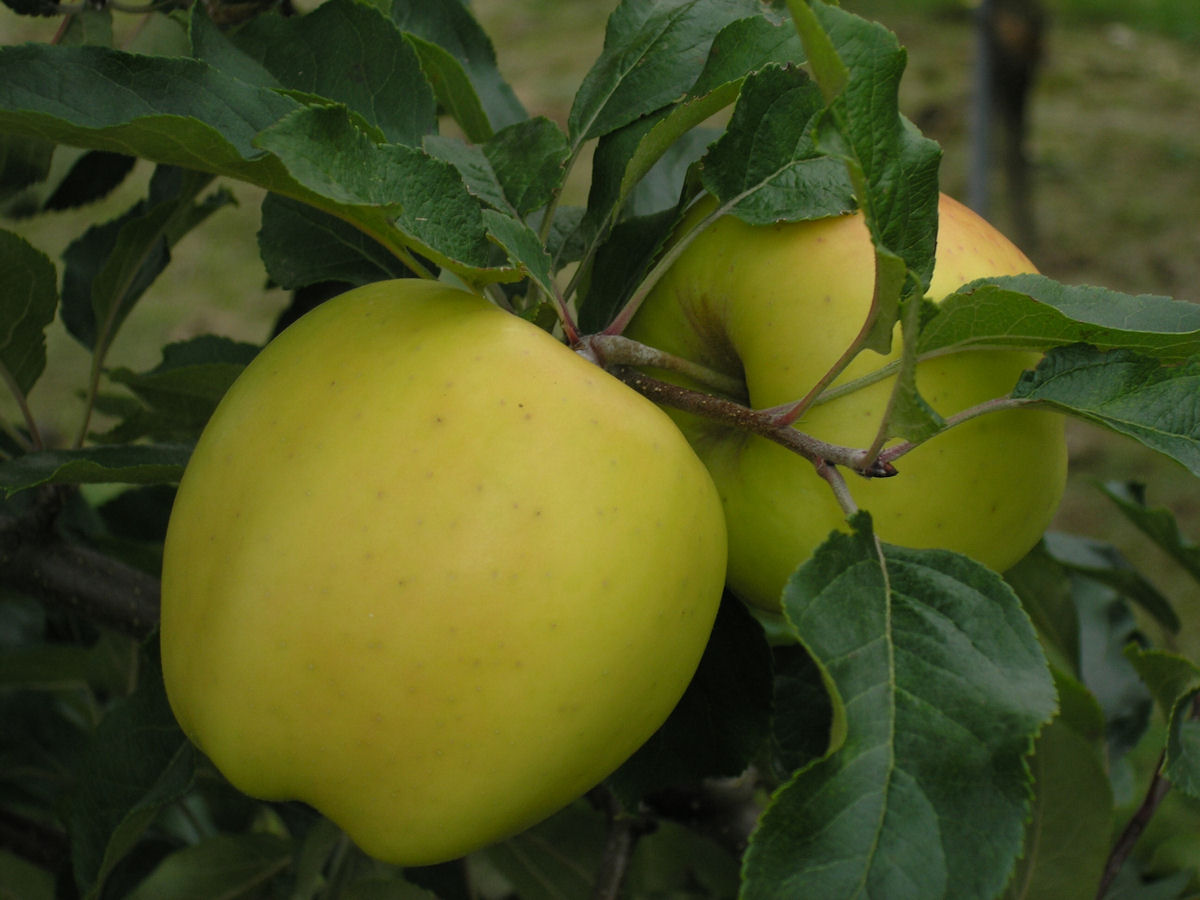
[159, 279, 726, 865]
[625, 193, 1066, 610]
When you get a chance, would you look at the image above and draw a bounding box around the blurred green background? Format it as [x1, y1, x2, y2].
[2, 0, 1199, 653]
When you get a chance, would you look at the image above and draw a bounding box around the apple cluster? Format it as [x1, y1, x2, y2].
[159, 195, 1065, 865]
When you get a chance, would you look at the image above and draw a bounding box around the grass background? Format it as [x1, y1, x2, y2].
[2, 0, 1200, 653]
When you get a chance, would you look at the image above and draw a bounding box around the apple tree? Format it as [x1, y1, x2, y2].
[2, 0, 1200, 897]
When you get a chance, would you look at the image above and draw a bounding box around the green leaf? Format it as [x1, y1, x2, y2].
[254, 104, 503, 276]
[0, 133, 53, 205]
[1097, 481, 1200, 588]
[699, 64, 854, 224]
[340, 877, 440, 900]
[66, 644, 196, 898]
[0, 42, 300, 167]
[568, 0, 785, 146]
[1072, 574, 1152, 759]
[742, 514, 1056, 900]
[480, 209, 556, 300]
[482, 119, 570, 218]
[1042, 530, 1180, 635]
[0, 444, 190, 495]
[607, 594, 772, 803]
[771, 642, 835, 774]
[226, 0, 437, 146]
[1012, 345, 1200, 477]
[405, 33, 494, 144]
[389, 0, 526, 133]
[1004, 542, 1080, 676]
[258, 193, 414, 290]
[0, 44, 435, 280]
[425, 118, 568, 220]
[1124, 647, 1200, 799]
[582, 12, 807, 242]
[100, 335, 258, 444]
[920, 275, 1200, 360]
[61, 166, 231, 358]
[123, 833, 293, 900]
[0, 632, 134, 696]
[43, 150, 137, 212]
[479, 801, 606, 900]
[1003, 673, 1112, 900]
[188, 3, 281, 90]
[0, 229, 57, 396]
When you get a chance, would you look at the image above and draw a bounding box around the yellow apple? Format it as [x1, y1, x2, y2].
[625, 193, 1066, 610]
[159, 279, 726, 865]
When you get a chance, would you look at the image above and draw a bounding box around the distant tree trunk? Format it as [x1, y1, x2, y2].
[970, 0, 1046, 249]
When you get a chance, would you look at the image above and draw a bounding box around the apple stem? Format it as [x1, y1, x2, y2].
[578, 334, 747, 400]
[609, 366, 897, 479]
[815, 459, 860, 517]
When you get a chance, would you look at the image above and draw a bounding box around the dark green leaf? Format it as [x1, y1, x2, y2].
[1012, 345, 1200, 477]
[581, 12, 806, 246]
[0, 444, 190, 495]
[1124, 647, 1200, 799]
[1004, 541, 1080, 676]
[340, 877, 441, 900]
[483, 119, 570, 218]
[0, 43, 518, 284]
[479, 801, 605, 900]
[389, 0, 526, 133]
[123, 833, 293, 900]
[568, 0, 785, 146]
[608, 595, 772, 803]
[770, 642, 834, 775]
[0, 632, 135, 696]
[0, 229, 57, 395]
[258, 193, 415, 290]
[577, 207, 679, 334]
[0, 43, 301, 167]
[101, 335, 258, 444]
[43, 150, 137, 212]
[0, 133, 54, 205]
[1042, 531, 1180, 635]
[66, 644, 196, 898]
[61, 166, 230, 354]
[405, 33, 494, 144]
[1003, 673, 1112, 900]
[1097, 481, 1200, 588]
[188, 3, 281, 89]
[254, 104, 503, 275]
[742, 514, 1056, 900]
[480, 209, 555, 300]
[227, 0, 437, 146]
[1072, 575, 1152, 759]
[920, 275, 1200, 360]
[625, 819, 742, 898]
[699, 63, 854, 224]
[1, 0, 57, 17]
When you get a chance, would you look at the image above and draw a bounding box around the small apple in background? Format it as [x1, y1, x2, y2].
[625, 193, 1067, 611]
[159, 279, 727, 865]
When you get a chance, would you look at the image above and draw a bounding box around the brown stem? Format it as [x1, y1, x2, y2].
[1096, 751, 1173, 898]
[589, 786, 654, 900]
[0, 500, 160, 640]
[610, 366, 897, 479]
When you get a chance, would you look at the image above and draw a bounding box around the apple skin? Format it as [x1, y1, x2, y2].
[625, 193, 1067, 610]
[160, 279, 726, 865]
